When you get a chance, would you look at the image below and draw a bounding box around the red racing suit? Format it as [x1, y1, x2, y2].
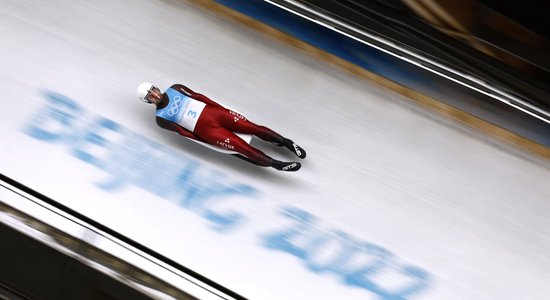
[155, 84, 285, 166]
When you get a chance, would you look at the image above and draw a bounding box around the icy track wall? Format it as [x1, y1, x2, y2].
[195, 0, 550, 156]
[1, 0, 550, 300]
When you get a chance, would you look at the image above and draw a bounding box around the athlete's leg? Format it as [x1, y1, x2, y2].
[194, 122, 273, 167]
[197, 127, 300, 170]
[218, 109, 284, 143]
[214, 108, 307, 159]
[194, 106, 303, 170]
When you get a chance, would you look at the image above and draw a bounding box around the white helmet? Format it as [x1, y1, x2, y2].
[137, 82, 154, 103]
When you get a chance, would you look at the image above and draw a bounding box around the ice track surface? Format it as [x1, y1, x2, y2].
[1, 0, 550, 299]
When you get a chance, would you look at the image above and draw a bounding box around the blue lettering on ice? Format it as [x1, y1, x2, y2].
[262, 206, 432, 299]
[23, 90, 432, 299]
[23, 90, 257, 232]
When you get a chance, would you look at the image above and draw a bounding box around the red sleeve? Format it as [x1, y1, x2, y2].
[170, 84, 194, 96]
[171, 84, 224, 109]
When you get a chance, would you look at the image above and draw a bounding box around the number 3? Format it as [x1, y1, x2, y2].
[187, 110, 197, 118]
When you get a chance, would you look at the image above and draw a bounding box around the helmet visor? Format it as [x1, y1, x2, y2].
[144, 86, 158, 103]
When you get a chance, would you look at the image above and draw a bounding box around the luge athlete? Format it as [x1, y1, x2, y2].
[137, 82, 306, 171]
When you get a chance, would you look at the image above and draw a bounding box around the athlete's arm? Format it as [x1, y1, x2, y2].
[171, 84, 224, 109]
[156, 116, 199, 140]
[171, 84, 194, 97]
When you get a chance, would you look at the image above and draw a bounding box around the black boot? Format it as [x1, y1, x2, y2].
[272, 160, 301, 172]
[278, 138, 306, 159]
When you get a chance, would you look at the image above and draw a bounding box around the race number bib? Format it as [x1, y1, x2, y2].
[156, 88, 206, 132]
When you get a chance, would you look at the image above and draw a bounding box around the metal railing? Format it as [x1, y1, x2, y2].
[261, 0, 550, 124]
[0, 175, 246, 300]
